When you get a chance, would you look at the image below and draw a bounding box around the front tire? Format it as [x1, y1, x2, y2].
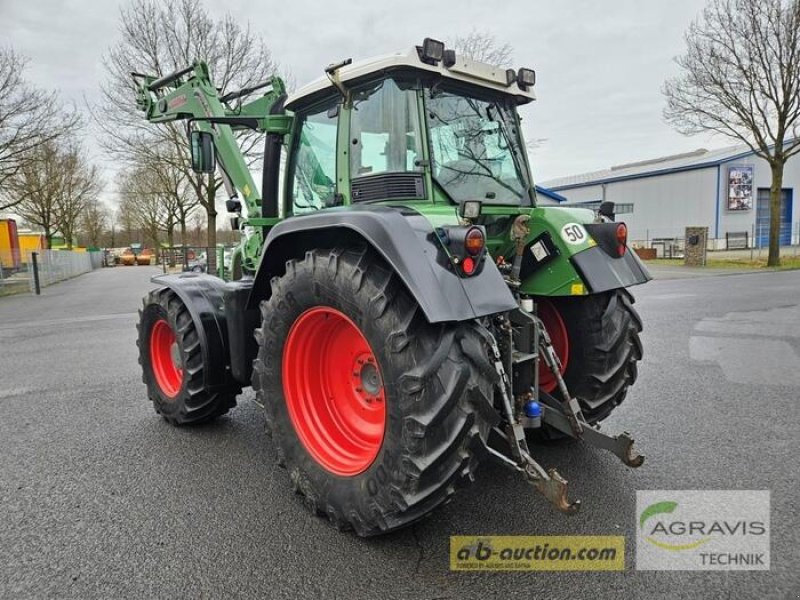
[252, 248, 499, 536]
[137, 288, 240, 425]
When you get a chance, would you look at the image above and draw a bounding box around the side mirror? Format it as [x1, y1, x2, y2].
[598, 201, 615, 221]
[190, 130, 216, 174]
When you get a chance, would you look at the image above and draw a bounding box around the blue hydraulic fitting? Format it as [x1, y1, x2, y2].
[522, 400, 542, 429]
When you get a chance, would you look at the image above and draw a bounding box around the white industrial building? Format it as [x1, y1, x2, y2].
[541, 143, 800, 250]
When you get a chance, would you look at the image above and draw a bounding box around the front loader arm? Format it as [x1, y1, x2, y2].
[132, 62, 292, 225]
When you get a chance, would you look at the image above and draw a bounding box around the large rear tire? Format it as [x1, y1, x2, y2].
[533, 289, 643, 437]
[252, 247, 499, 536]
[137, 288, 240, 425]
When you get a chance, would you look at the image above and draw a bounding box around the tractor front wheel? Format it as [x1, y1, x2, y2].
[137, 288, 240, 425]
[252, 248, 499, 536]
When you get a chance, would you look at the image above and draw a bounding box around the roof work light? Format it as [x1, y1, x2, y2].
[517, 68, 536, 90]
[420, 38, 445, 64]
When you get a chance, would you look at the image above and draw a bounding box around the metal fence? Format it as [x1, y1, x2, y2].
[0, 249, 103, 296]
[158, 246, 236, 278]
[29, 250, 103, 291]
[632, 221, 800, 258]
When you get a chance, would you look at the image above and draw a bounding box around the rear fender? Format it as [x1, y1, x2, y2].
[518, 207, 651, 296]
[248, 206, 518, 323]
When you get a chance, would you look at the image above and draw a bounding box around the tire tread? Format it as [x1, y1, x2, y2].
[252, 247, 498, 536]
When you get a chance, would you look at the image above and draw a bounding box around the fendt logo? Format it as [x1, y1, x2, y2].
[636, 491, 770, 571]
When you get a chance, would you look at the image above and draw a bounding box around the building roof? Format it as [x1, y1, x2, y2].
[541, 142, 761, 190]
[534, 185, 566, 203]
[285, 45, 536, 110]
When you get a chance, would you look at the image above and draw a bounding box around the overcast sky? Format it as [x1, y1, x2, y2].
[1, 0, 720, 203]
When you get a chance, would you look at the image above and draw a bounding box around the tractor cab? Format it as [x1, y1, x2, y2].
[281, 39, 538, 216]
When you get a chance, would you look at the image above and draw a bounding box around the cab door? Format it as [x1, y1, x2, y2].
[284, 99, 341, 216]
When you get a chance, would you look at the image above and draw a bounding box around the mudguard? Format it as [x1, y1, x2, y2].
[150, 273, 234, 390]
[248, 205, 518, 323]
[571, 245, 651, 293]
[510, 207, 652, 296]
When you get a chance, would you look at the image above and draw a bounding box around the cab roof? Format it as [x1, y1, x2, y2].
[285, 45, 536, 111]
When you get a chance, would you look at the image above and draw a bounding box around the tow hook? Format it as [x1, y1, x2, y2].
[521, 455, 581, 514]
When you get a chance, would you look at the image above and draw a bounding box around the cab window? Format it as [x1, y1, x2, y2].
[349, 79, 422, 178]
[289, 105, 338, 214]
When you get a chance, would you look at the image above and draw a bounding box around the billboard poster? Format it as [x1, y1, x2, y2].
[727, 166, 753, 211]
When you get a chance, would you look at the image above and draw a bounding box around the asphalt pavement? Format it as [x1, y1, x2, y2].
[1, 266, 798, 599]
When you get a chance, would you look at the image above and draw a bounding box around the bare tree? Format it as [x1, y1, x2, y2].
[115, 203, 139, 247]
[7, 140, 102, 249]
[118, 159, 193, 262]
[190, 210, 206, 246]
[453, 30, 513, 66]
[449, 32, 549, 151]
[55, 145, 103, 250]
[117, 149, 199, 266]
[8, 142, 63, 248]
[146, 144, 200, 248]
[81, 198, 110, 248]
[118, 168, 164, 257]
[664, 0, 800, 266]
[0, 47, 79, 208]
[97, 0, 277, 253]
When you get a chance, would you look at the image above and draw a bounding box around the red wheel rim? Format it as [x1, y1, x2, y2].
[150, 319, 183, 398]
[282, 307, 386, 476]
[538, 300, 569, 393]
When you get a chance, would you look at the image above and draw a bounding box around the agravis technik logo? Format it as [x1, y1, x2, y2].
[636, 491, 770, 570]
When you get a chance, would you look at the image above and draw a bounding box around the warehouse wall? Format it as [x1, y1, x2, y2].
[717, 153, 800, 245]
[555, 184, 604, 204]
[557, 168, 717, 243]
[554, 150, 800, 249]
[608, 168, 717, 243]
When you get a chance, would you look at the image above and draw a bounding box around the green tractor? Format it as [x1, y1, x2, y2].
[133, 38, 650, 536]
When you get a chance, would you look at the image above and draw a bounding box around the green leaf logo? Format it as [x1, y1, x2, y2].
[639, 501, 678, 529]
[640, 500, 710, 551]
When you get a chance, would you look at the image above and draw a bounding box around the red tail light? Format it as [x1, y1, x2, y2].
[461, 256, 476, 275]
[616, 223, 628, 257]
[464, 227, 485, 256]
